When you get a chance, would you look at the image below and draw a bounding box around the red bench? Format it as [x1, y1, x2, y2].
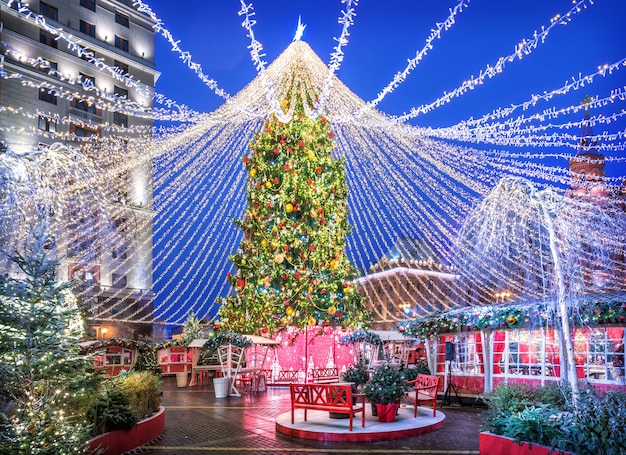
[290, 383, 365, 431]
[406, 373, 441, 417]
[311, 367, 339, 383]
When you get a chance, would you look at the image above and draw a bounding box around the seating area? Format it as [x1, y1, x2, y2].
[311, 367, 339, 383]
[290, 383, 366, 431]
[406, 373, 441, 418]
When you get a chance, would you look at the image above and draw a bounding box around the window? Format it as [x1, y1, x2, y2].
[79, 20, 96, 37]
[80, 0, 96, 11]
[38, 116, 57, 132]
[74, 126, 98, 138]
[75, 100, 96, 114]
[115, 11, 129, 27]
[445, 334, 483, 375]
[39, 88, 57, 105]
[80, 48, 95, 61]
[38, 60, 58, 75]
[114, 86, 128, 98]
[114, 35, 129, 52]
[114, 112, 128, 127]
[114, 60, 129, 74]
[40, 30, 58, 48]
[39, 1, 58, 21]
[79, 72, 96, 88]
[112, 273, 127, 289]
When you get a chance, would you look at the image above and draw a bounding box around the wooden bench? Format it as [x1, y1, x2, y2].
[290, 383, 365, 431]
[406, 373, 441, 418]
[274, 370, 300, 384]
[311, 367, 339, 383]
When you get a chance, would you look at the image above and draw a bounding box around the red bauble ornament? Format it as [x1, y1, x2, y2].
[309, 245, 316, 252]
[329, 132, 334, 139]
[298, 140, 305, 148]
[236, 278, 246, 288]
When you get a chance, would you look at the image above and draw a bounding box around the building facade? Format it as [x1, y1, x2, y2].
[0, 0, 159, 340]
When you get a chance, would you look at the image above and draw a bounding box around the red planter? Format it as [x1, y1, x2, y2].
[87, 406, 165, 455]
[479, 432, 574, 455]
[375, 403, 399, 422]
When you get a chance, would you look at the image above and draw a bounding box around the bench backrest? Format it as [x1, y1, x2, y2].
[290, 383, 353, 408]
[413, 374, 441, 396]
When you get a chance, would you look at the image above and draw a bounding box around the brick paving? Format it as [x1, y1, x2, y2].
[139, 376, 483, 455]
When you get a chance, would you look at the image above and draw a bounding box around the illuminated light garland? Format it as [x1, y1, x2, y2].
[442, 67, 626, 131]
[131, 0, 239, 108]
[238, 1, 290, 122]
[393, 0, 595, 122]
[307, 0, 359, 119]
[359, 0, 470, 114]
[5, 1, 153, 98]
[2, 4, 625, 328]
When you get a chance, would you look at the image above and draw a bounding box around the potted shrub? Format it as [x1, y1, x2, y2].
[341, 362, 370, 392]
[364, 364, 411, 422]
[326, 362, 370, 419]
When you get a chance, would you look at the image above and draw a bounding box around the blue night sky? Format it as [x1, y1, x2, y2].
[144, 0, 626, 325]
[152, 0, 625, 138]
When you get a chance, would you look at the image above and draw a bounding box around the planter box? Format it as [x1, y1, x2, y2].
[480, 432, 573, 455]
[87, 406, 165, 455]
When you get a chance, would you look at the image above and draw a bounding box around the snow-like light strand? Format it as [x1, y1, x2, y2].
[307, 0, 360, 118]
[395, 0, 594, 122]
[362, 0, 470, 112]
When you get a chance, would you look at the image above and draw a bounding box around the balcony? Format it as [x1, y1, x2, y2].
[69, 107, 102, 123]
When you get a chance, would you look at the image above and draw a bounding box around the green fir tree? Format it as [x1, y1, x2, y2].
[219, 77, 369, 334]
[0, 235, 97, 454]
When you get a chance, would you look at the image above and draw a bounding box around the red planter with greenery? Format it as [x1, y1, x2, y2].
[480, 432, 574, 455]
[375, 403, 399, 422]
[87, 406, 165, 455]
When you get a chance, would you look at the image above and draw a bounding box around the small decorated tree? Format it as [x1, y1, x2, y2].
[0, 235, 98, 454]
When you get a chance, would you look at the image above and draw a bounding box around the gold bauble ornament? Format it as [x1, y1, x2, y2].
[285, 203, 294, 213]
[249, 168, 257, 177]
[274, 254, 285, 264]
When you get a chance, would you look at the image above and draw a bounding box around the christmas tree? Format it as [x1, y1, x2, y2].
[218, 77, 369, 334]
[0, 233, 97, 454]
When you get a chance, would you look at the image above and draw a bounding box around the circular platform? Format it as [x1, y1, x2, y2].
[276, 405, 446, 442]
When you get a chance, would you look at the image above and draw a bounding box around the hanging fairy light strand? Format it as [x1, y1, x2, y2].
[308, 0, 360, 118]
[394, 0, 595, 122]
[361, 0, 470, 113]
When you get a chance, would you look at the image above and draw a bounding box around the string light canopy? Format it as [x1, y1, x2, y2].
[0, 0, 624, 330]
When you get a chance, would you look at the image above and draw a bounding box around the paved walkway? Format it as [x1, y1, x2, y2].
[139, 376, 484, 455]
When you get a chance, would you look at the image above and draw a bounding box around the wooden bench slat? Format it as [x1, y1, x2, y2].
[406, 373, 441, 418]
[290, 383, 365, 431]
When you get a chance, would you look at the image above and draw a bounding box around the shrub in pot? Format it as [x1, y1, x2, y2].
[364, 364, 411, 422]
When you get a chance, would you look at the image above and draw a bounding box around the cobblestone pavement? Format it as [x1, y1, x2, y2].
[139, 376, 483, 455]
